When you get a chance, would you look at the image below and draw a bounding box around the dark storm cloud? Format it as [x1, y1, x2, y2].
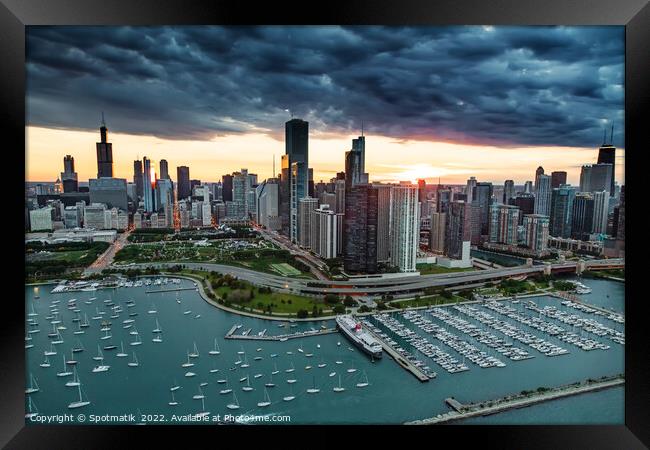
[26, 25, 624, 148]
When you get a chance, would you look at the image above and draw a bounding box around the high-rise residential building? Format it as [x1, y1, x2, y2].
[550, 171, 567, 189]
[534, 166, 544, 191]
[319, 192, 337, 212]
[465, 177, 477, 203]
[472, 182, 493, 243]
[156, 177, 173, 218]
[430, 211, 446, 253]
[334, 179, 346, 214]
[534, 174, 552, 217]
[509, 193, 535, 225]
[61, 155, 78, 193]
[524, 181, 533, 193]
[597, 132, 616, 196]
[489, 204, 520, 245]
[159, 159, 169, 179]
[256, 178, 280, 230]
[579, 164, 613, 194]
[96, 115, 113, 178]
[176, 166, 191, 200]
[285, 118, 309, 242]
[222, 174, 233, 202]
[503, 180, 515, 204]
[29, 207, 54, 231]
[592, 190, 610, 235]
[571, 193, 595, 241]
[522, 214, 549, 252]
[344, 184, 378, 274]
[298, 197, 318, 248]
[308, 168, 314, 198]
[615, 185, 625, 240]
[201, 202, 212, 226]
[437, 188, 453, 213]
[143, 157, 156, 212]
[133, 160, 143, 199]
[375, 184, 392, 262]
[89, 177, 128, 211]
[445, 200, 471, 260]
[279, 155, 291, 235]
[310, 205, 340, 259]
[550, 185, 576, 238]
[345, 136, 368, 190]
[389, 185, 420, 272]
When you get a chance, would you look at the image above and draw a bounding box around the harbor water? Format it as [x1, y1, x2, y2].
[25, 276, 624, 424]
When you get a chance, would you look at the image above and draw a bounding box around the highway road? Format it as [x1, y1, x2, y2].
[85, 229, 132, 275]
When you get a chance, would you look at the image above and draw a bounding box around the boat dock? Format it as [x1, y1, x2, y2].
[550, 292, 623, 317]
[145, 287, 197, 294]
[364, 327, 431, 383]
[225, 326, 338, 341]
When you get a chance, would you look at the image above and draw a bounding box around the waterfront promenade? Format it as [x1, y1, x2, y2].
[405, 376, 625, 424]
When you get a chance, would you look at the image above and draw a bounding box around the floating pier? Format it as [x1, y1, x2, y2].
[225, 327, 338, 341]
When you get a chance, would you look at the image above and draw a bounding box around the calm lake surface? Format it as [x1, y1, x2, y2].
[25, 275, 624, 425]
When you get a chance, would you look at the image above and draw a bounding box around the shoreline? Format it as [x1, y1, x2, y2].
[405, 376, 625, 425]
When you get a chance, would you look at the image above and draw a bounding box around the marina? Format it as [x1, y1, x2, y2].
[25, 275, 624, 424]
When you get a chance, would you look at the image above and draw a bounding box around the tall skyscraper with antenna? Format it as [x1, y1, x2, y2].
[96, 112, 114, 178]
[597, 124, 616, 197]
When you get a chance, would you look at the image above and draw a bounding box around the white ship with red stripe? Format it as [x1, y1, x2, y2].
[335, 315, 382, 359]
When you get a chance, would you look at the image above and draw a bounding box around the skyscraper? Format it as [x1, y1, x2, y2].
[571, 192, 595, 240]
[430, 211, 446, 253]
[375, 184, 392, 262]
[445, 200, 471, 260]
[222, 174, 233, 202]
[133, 160, 143, 199]
[503, 180, 515, 204]
[550, 171, 567, 189]
[472, 182, 493, 243]
[509, 193, 535, 224]
[256, 178, 280, 230]
[534, 174, 552, 217]
[143, 157, 157, 212]
[534, 166, 544, 191]
[597, 129, 616, 196]
[61, 155, 78, 193]
[310, 205, 340, 259]
[285, 118, 309, 242]
[615, 185, 625, 240]
[579, 164, 613, 194]
[465, 177, 477, 203]
[489, 204, 520, 245]
[437, 188, 453, 214]
[96, 114, 113, 178]
[389, 185, 420, 272]
[592, 190, 610, 235]
[344, 184, 378, 274]
[523, 181, 533, 194]
[176, 166, 190, 200]
[345, 137, 368, 189]
[159, 159, 169, 179]
[522, 214, 549, 252]
[298, 197, 319, 248]
[89, 178, 128, 211]
[550, 185, 576, 238]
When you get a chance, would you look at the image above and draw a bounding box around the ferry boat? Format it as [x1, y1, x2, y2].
[335, 315, 382, 359]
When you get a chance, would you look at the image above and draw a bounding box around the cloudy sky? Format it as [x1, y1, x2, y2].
[26, 25, 624, 185]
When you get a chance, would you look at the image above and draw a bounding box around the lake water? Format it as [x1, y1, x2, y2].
[24, 277, 624, 425]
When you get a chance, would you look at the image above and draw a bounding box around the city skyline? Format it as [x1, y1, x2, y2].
[26, 25, 624, 185]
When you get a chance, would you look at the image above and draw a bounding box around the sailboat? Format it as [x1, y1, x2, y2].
[170, 379, 180, 391]
[185, 371, 196, 377]
[130, 332, 142, 346]
[241, 355, 250, 368]
[44, 343, 57, 356]
[73, 321, 85, 335]
[80, 314, 90, 328]
[68, 380, 90, 409]
[192, 385, 205, 400]
[152, 331, 163, 343]
[169, 391, 179, 406]
[356, 370, 369, 388]
[283, 385, 295, 402]
[333, 374, 345, 393]
[129, 326, 139, 336]
[176, 293, 181, 304]
[208, 338, 221, 355]
[242, 376, 253, 392]
[72, 339, 84, 353]
[52, 330, 64, 345]
[189, 342, 199, 358]
[25, 396, 39, 419]
[285, 362, 295, 373]
[209, 361, 219, 373]
[65, 367, 80, 387]
[25, 373, 40, 394]
[67, 349, 78, 365]
[257, 388, 271, 407]
[148, 301, 157, 314]
[153, 318, 162, 333]
[219, 378, 232, 394]
[182, 350, 195, 368]
[347, 362, 357, 373]
[271, 363, 279, 376]
[306, 376, 320, 394]
[28, 303, 38, 317]
[100, 328, 112, 340]
[298, 343, 304, 353]
[237, 345, 245, 355]
[128, 352, 139, 367]
[57, 355, 72, 377]
[40, 354, 51, 368]
[92, 363, 110, 373]
[116, 342, 128, 358]
[93, 345, 104, 361]
[226, 392, 240, 410]
[317, 357, 327, 368]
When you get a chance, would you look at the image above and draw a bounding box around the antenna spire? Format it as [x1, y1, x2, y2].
[101, 111, 106, 127]
[361, 120, 364, 137]
[272, 154, 275, 178]
[610, 123, 614, 145]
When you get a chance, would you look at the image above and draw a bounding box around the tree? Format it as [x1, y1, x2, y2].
[297, 309, 308, 318]
[358, 305, 371, 313]
[324, 294, 340, 304]
[343, 296, 357, 307]
[333, 304, 346, 314]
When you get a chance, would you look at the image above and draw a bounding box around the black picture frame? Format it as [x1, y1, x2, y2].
[3, 0, 648, 448]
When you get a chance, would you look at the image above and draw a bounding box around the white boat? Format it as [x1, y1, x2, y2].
[25, 396, 39, 419]
[226, 392, 240, 410]
[208, 338, 221, 355]
[81, 314, 90, 327]
[130, 333, 142, 346]
[68, 382, 90, 409]
[183, 310, 192, 315]
[306, 376, 320, 394]
[347, 362, 357, 373]
[283, 385, 295, 402]
[153, 319, 162, 333]
[153, 332, 163, 343]
[40, 355, 51, 368]
[148, 302, 157, 314]
[185, 371, 196, 377]
[100, 329, 112, 340]
[194, 315, 201, 319]
[25, 373, 40, 394]
[285, 362, 295, 373]
[116, 342, 128, 358]
[192, 385, 205, 400]
[93, 345, 104, 361]
[56, 355, 72, 377]
[265, 373, 276, 388]
[65, 367, 80, 387]
[241, 355, 250, 368]
[317, 358, 327, 368]
[92, 365, 110, 373]
[182, 351, 195, 368]
[67, 349, 78, 365]
[170, 379, 180, 391]
[329, 371, 336, 377]
[169, 391, 179, 406]
[128, 352, 139, 367]
[189, 342, 199, 358]
[333, 374, 345, 393]
[257, 388, 271, 407]
[209, 363, 219, 373]
[356, 370, 369, 388]
[44, 343, 57, 356]
[271, 363, 279, 375]
[254, 373, 263, 379]
[242, 376, 253, 392]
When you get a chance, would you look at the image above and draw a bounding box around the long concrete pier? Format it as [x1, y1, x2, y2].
[406, 377, 624, 424]
[145, 287, 197, 294]
[363, 326, 431, 382]
[225, 326, 338, 341]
